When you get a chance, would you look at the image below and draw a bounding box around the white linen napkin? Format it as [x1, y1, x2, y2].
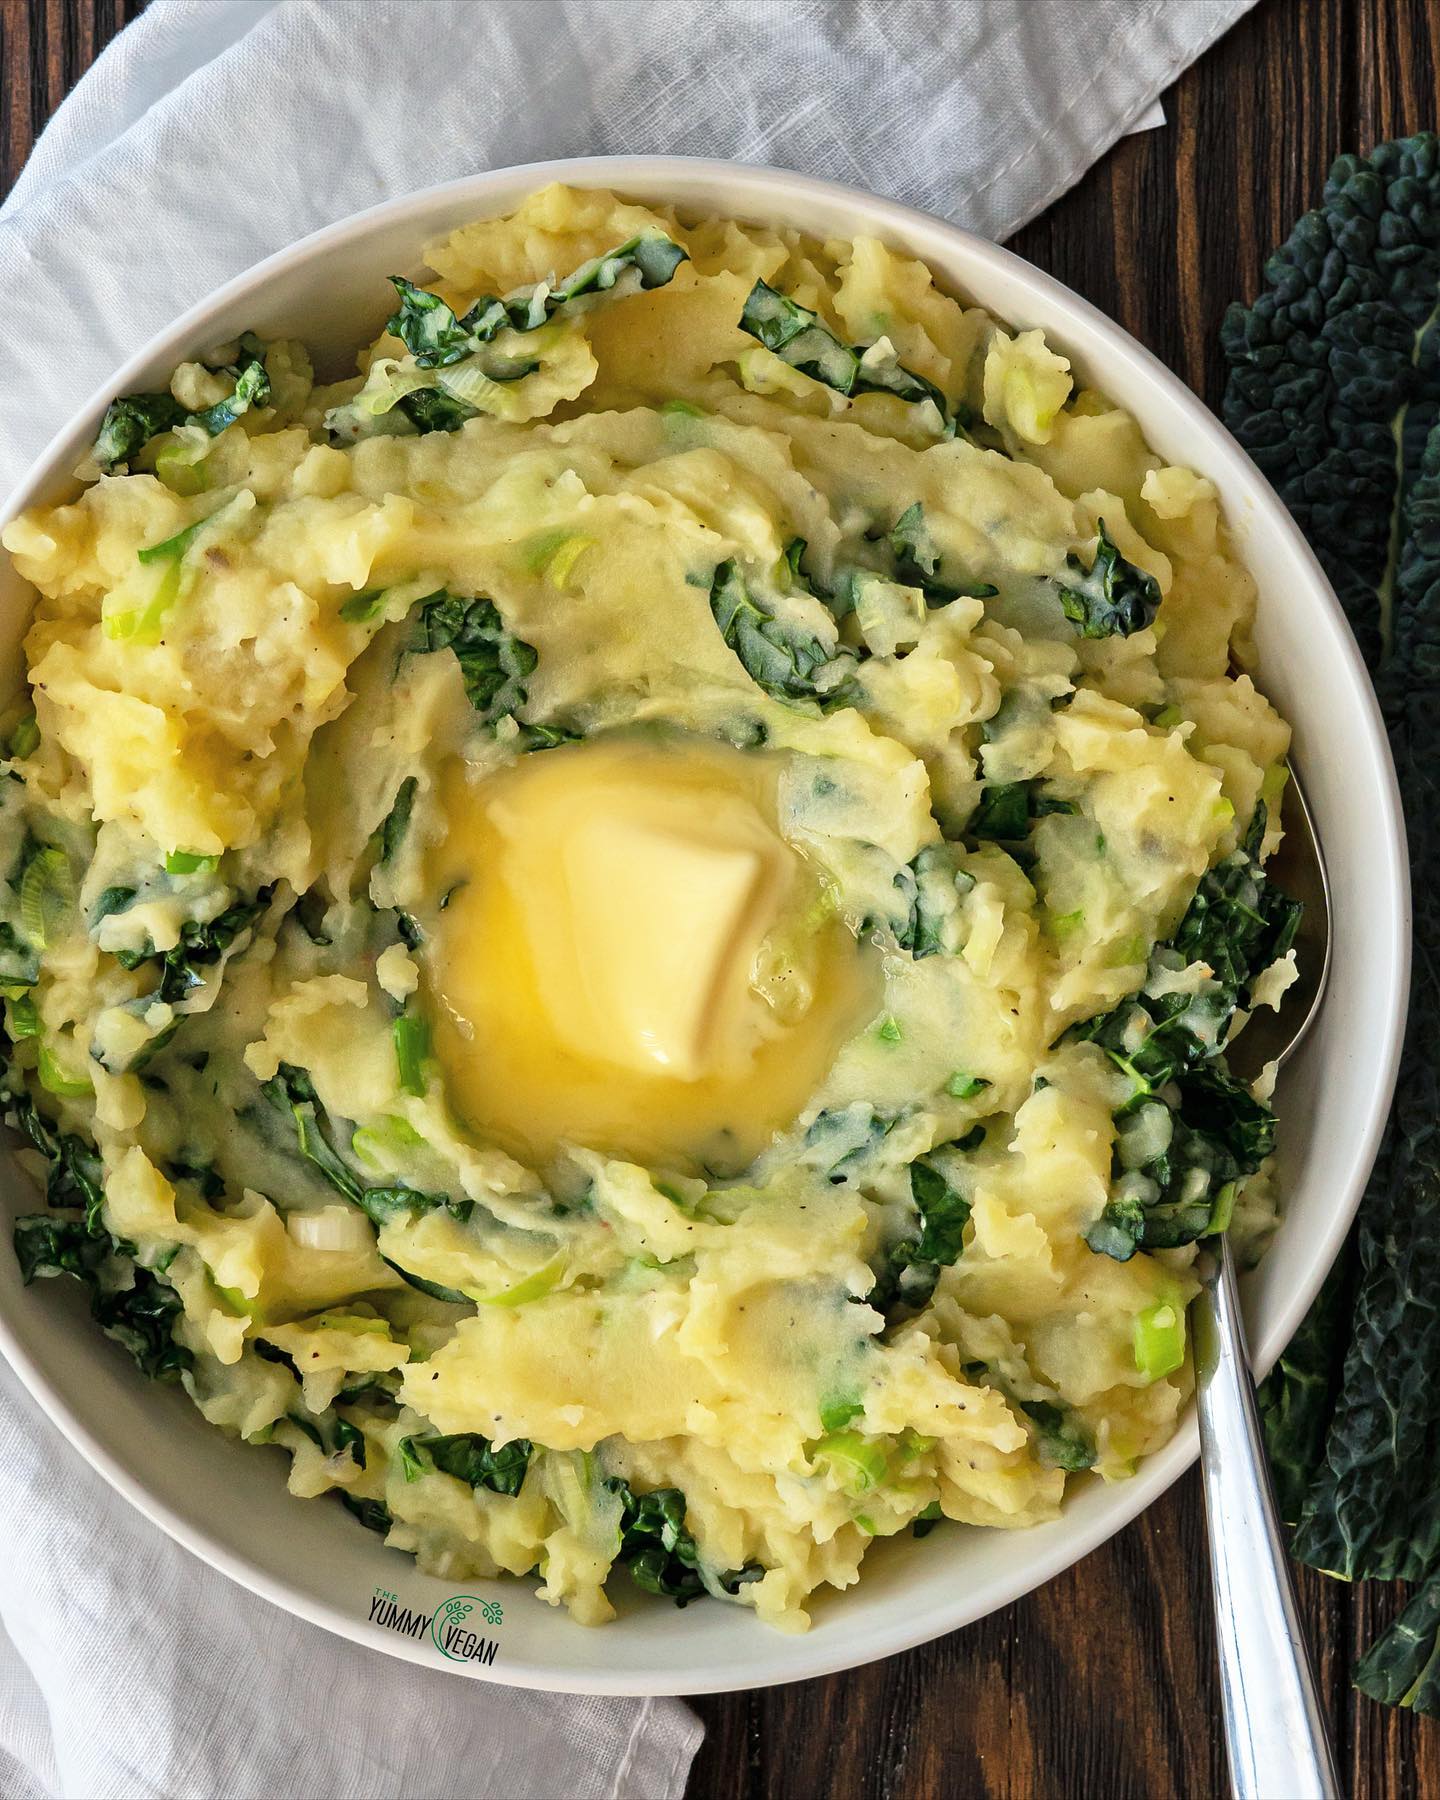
[0, 3, 1256, 1796]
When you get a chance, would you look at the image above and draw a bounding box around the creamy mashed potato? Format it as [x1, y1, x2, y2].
[0, 184, 1300, 1631]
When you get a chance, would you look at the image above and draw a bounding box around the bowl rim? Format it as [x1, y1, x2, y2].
[0, 152, 1412, 1696]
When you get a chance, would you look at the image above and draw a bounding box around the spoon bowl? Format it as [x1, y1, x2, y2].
[1227, 768, 1332, 1084]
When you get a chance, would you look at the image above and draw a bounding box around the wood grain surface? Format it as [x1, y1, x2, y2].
[1, 0, 1437, 1794]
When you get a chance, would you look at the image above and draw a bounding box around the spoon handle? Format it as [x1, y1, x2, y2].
[1193, 1241, 1341, 1800]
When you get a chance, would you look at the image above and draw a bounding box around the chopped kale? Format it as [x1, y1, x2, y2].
[13, 1213, 108, 1283]
[1171, 801, 1302, 999]
[969, 779, 1077, 842]
[891, 842, 975, 958]
[397, 1431, 532, 1496]
[378, 777, 418, 865]
[187, 348, 270, 439]
[1073, 803, 1295, 1261]
[1056, 520, 1162, 639]
[360, 237, 687, 440]
[378, 1257, 471, 1305]
[341, 1494, 392, 1535]
[7, 1089, 105, 1229]
[1020, 1399, 1097, 1472]
[606, 1478, 763, 1605]
[92, 336, 271, 472]
[739, 282, 951, 423]
[708, 559, 856, 708]
[868, 1145, 974, 1315]
[332, 1417, 366, 1467]
[253, 1338, 302, 1380]
[395, 387, 478, 435]
[408, 591, 539, 734]
[911, 1500, 945, 1538]
[803, 1104, 906, 1185]
[13, 1214, 191, 1382]
[386, 235, 687, 368]
[889, 502, 997, 601]
[116, 886, 274, 1009]
[1085, 1070, 1273, 1262]
[91, 393, 187, 474]
[261, 1062, 460, 1233]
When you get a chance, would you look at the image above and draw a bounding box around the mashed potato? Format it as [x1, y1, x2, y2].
[0, 184, 1299, 1630]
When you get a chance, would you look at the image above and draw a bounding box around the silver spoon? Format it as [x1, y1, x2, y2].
[1193, 766, 1340, 1800]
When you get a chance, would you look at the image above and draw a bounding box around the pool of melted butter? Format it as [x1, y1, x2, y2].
[424, 735, 881, 1173]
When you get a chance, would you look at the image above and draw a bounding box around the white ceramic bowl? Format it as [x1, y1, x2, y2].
[0, 156, 1409, 1696]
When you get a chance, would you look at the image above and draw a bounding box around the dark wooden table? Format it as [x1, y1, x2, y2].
[2, 0, 1437, 1793]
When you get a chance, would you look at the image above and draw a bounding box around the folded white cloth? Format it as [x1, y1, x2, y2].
[0, 3, 1255, 1796]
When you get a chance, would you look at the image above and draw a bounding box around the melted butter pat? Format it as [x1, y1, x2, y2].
[426, 736, 879, 1172]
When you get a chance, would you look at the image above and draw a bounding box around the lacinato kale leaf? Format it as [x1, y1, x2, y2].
[1354, 1570, 1440, 1712]
[93, 336, 271, 472]
[1257, 1246, 1359, 1527]
[606, 1479, 763, 1605]
[1056, 520, 1162, 639]
[398, 1431, 532, 1496]
[1222, 133, 1440, 668]
[739, 282, 951, 425]
[708, 560, 857, 709]
[1225, 133, 1440, 1716]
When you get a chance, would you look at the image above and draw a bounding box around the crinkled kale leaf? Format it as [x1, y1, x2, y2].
[1225, 131, 1440, 1717]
